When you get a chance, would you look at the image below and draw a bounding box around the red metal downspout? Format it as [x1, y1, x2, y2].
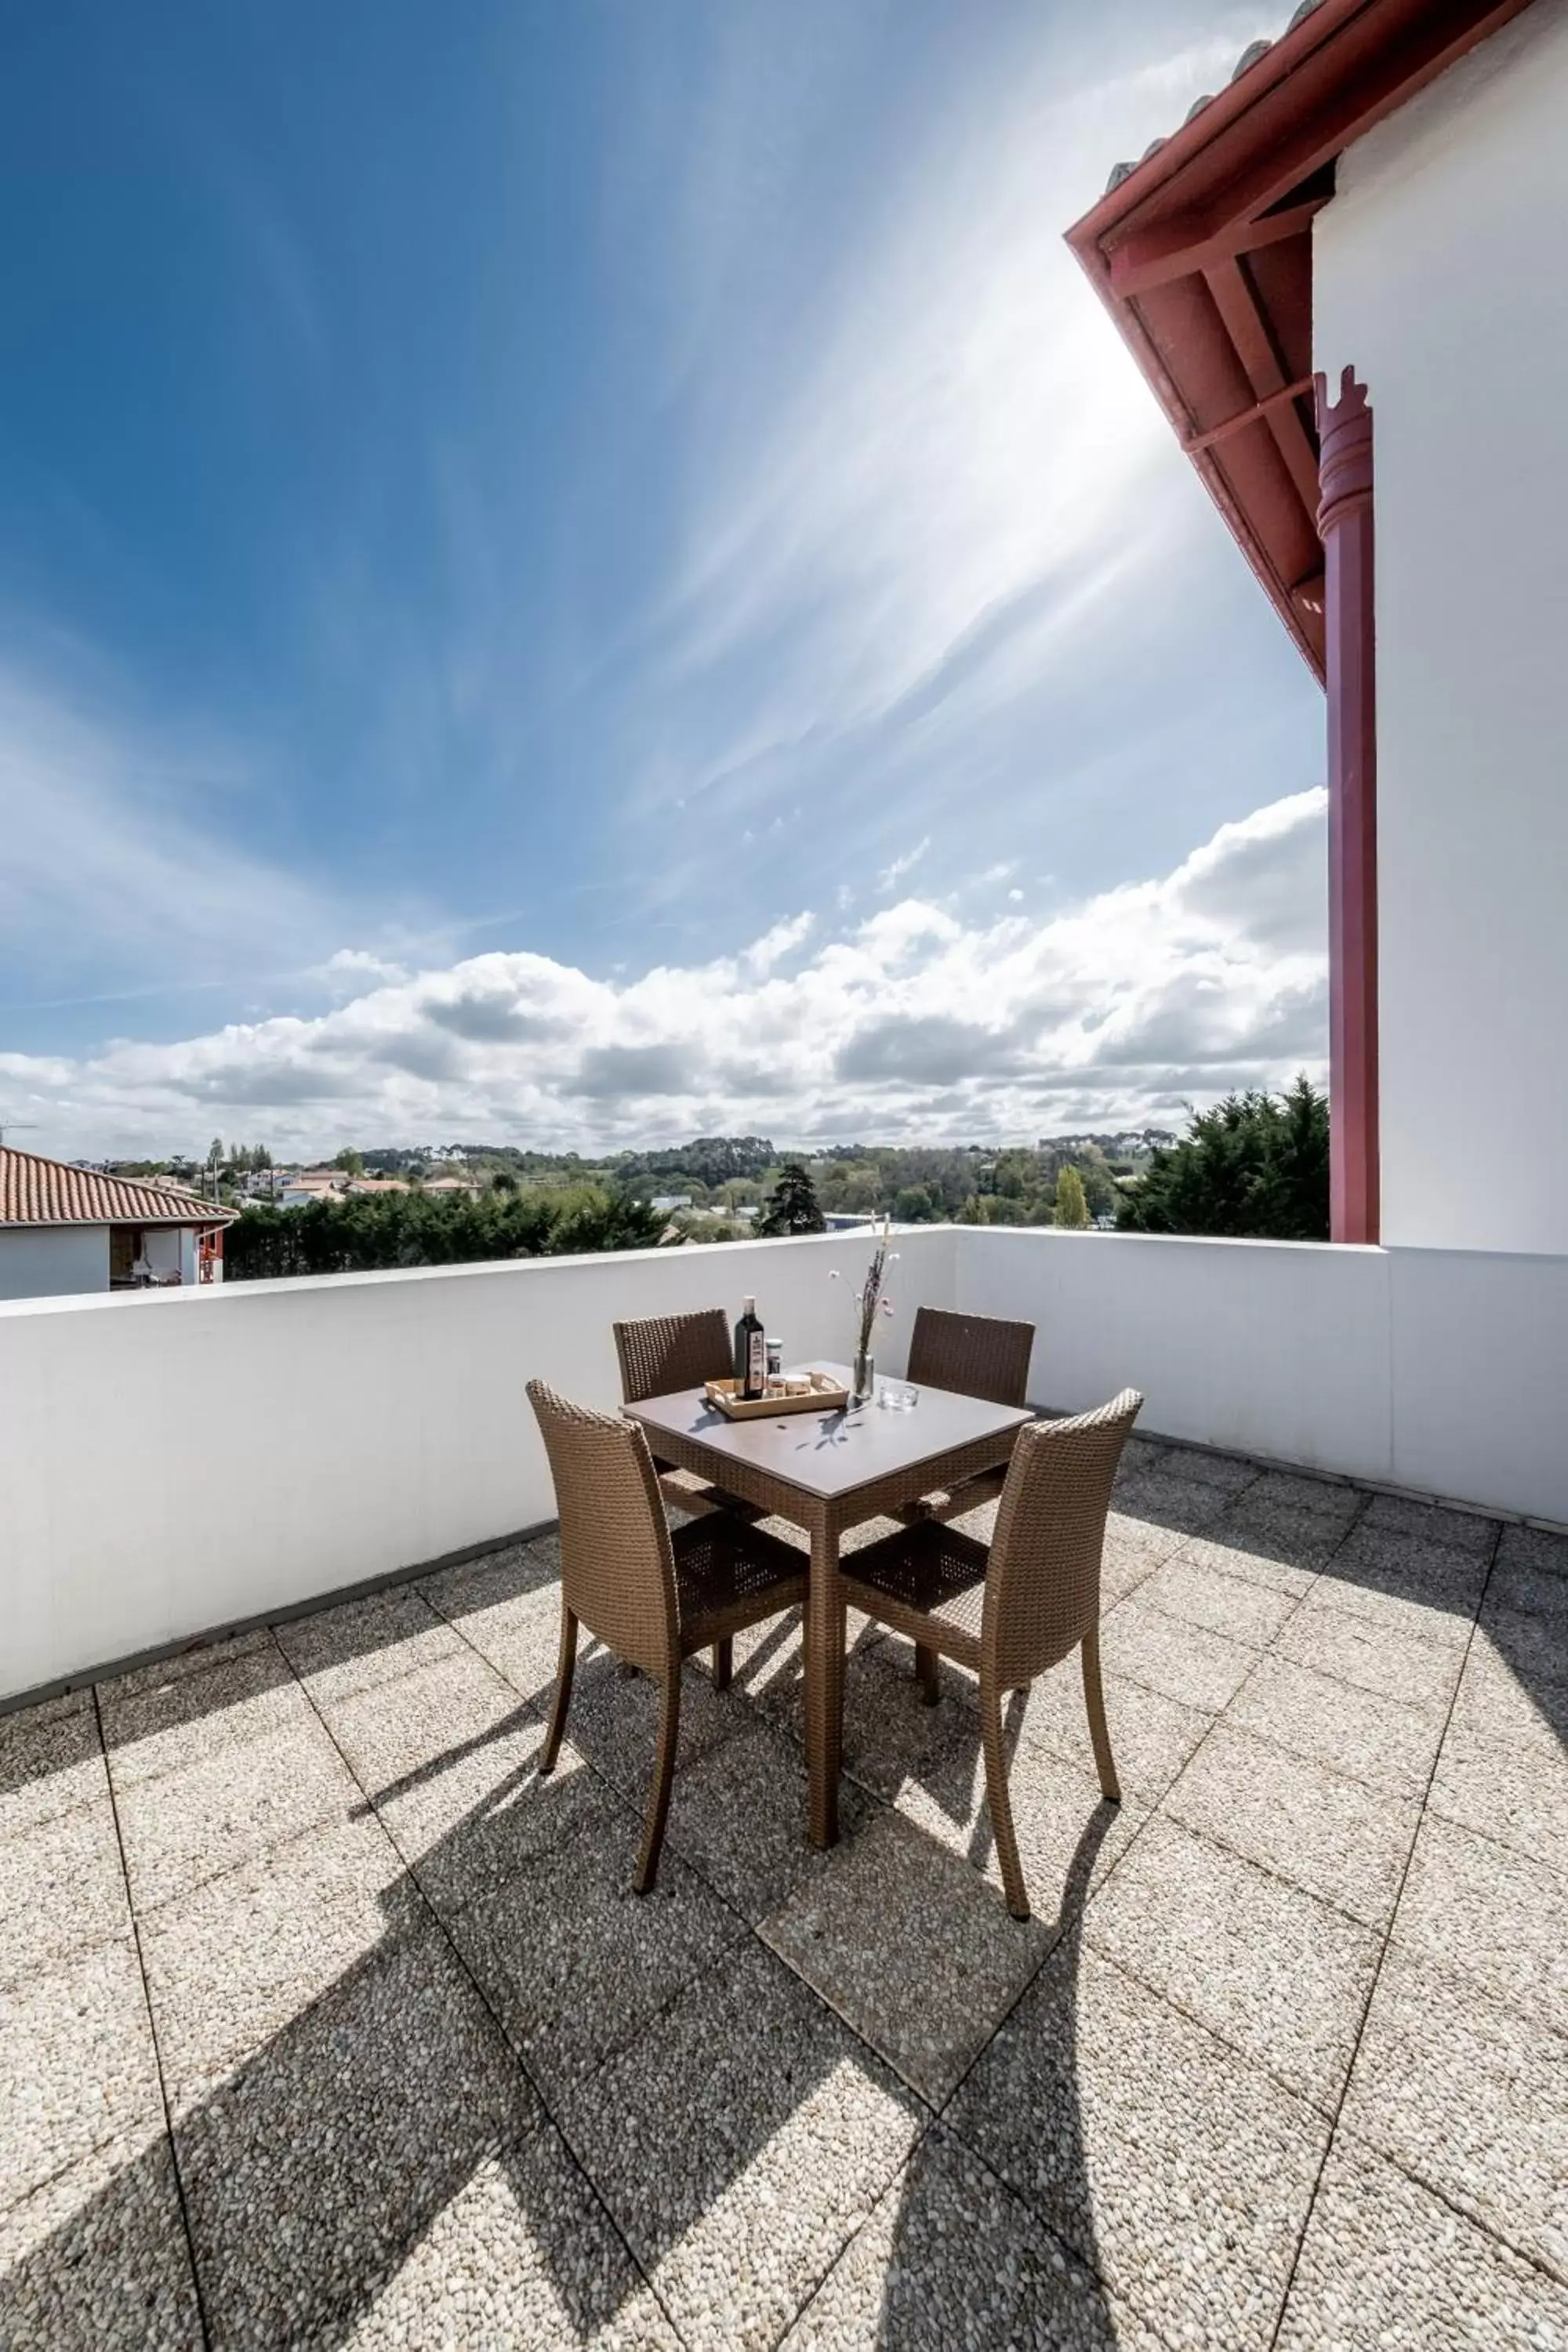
[1316, 367, 1379, 1244]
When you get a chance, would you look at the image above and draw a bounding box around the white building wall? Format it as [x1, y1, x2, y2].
[1313, 0, 1568, 1254]
[0, 1225, 107, 1301]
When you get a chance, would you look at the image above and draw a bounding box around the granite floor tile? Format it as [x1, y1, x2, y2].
[757, 1634, 976, 1806]
[273, 1585, 463, 1704]
[1110, 1468, 1234, 1538]
[99, 1627, 274, 1706]
[1429, 1713, 1568, 1874]
[0, 1938, 165, 2210]
[420, 1538, 567, 1703]
[1169, 1529, 1319, 1598]
[665, 1712, 873, 1924]
[111, 1715, 358, 1911]
[760, 1806, 1051, 2103]
[1272, 1602, 1465, 1711]
[1225, 1469, 1363, 1528]
[1308, 1541, 1487, 1648]
[1100, 1597, 1257, 1711]
[1102, 1512, 1188, 1578]
[1085, 1815, 1381, 2107]
[1113, 1436, 1169, 1483]
[1358, 1493, 1500, 1558]
[1157, 1445, 1260, 1493]
[339, 2122, 682, 2350]
[138, 1809, 418, 2114]
[372, 1711, 603, 1915]
[558, 1940, 921, 2352]
[1227, 1653, 1448, 1799]
[1137, 1555, 1301, 1648]
[443, 1798, 744, 2103]
[1393, 1816, 1568, 2031]
[0, 1704, 110, 1835]
[1449, 1642, 1566, 1758]
[782, 2124, 1163, 2352]
[319, 1643, 531, 1792]
[893, 1732, 1142, 1936]
[1474, 1599, 1568, 1697]
[175, 1924, 539, 2351]
[0, 1797, 131, 1989]
[949, 1945, 1330, 2352]
[1012, 1658, 1213, 1801]
[1491, 1522, 1568, 1602]
[563, 1650, 751, 1798]
[98, 1640, 313, 1788]
[0, 2133, 205, 2352]
[1275, 2136, 1568, 2352]
[1341, 1942, 1568, 2281]
[1163, 1722, 1419, 1928]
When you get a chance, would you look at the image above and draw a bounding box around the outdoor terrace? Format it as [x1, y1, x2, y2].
[3, 1441, 1564, 2350]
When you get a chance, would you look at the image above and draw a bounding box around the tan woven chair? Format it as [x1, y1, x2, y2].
[840, 1387, 1142, 1919]
[613, 1308, 766, 1688]
[528, 1380, 807, 1893]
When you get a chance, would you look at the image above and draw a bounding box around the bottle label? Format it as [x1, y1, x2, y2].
[747, 1330, 765, 1392]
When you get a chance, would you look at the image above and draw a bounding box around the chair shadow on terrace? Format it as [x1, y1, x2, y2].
[0, 1541, 1128, 2350]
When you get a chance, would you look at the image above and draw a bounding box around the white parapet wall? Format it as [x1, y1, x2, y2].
[2, 1220, 1565, 1704]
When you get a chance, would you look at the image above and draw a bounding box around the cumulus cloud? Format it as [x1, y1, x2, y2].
[4, 791, 1327, 1158]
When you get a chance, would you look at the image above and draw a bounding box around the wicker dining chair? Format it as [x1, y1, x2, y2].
[528, 1379, 808, 1893]
[614, 1308, 765, 1689]
[840, 1387, 1142, 1920]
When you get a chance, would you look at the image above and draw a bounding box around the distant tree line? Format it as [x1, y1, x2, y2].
[225, 1185, 664, 1282]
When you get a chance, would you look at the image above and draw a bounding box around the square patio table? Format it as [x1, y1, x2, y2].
[624, 1363, 1033, 1846]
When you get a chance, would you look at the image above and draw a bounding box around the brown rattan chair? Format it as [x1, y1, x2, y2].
[613, 1308, 766, 1688]
[840, 1387, 1142, 1919]
[528, 1379, 807, 1893]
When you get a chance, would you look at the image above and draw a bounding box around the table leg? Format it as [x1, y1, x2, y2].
[804, 1515, 845, 1848]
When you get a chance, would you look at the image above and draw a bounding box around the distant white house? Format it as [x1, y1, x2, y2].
[0, 1147, 237, 1301]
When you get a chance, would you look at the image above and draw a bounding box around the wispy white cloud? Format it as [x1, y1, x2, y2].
[5, 791, 1327, 1158]
[877, 839, 930, 894]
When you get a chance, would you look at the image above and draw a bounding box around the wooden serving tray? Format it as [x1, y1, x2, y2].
[704, 1372, 850, 1420]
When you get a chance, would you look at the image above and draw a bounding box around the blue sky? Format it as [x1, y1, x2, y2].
[0, 1, 1325, 1157]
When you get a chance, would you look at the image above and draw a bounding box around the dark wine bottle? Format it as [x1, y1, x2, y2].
[733, 1294, 765, 1400]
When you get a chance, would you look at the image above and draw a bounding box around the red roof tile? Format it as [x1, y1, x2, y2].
[0, 1147, 237, 1229]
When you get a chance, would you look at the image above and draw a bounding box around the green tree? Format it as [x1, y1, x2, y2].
[891, 1184, 938, 1223]
[1054, 1166, 1091, 1229]
[1116, 1076, 1329, 1241]
[208, 1137, 224, 1169]
[759, 1160, 826, 1236]
[332, 1147, 365, 1177]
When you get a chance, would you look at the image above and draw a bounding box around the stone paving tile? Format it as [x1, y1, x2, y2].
[0, 1797, 130, 1989]
[98, 1639, 314, 1788]
[1492, 1521, 1568, 1600]
[274, 1584, 463, 1704]
[1168, 1529, 1319, 1598]
[1113, 1436, 1170, 1483]
[1163, 1722, 1419, 1929]
[949, 1945, 1330, 2352]
[372, 1711, 604, 1915]
[339, 2122, 682, 2351]
[564, 1649, 752, 1798]
[100, 1625, 275, 1705]
[1272, 1600, 1465, 1711]
[1227, 1469, 1363, 1527]
[1274, 2136, 1568, 2352]
[1358, 1492, 1501, 1558]
[1100, 1596, 1258, 1711]
[1449, 1640, 1566, 1758]
[420, 1538, 567, 1704]
[1085, 1816, 1381, 2108]
[1136, 1555, 1301, 1648]
[1157, 1445, 1260, 1493]
[1012, 1658, 1214, 1802]
[0, 1937, 165, 2210]
[1428, 1713, 1567, 1874]
[760, 1806, 1051, 2103]
[0, 1702, 110, 1835]
[138, 1808, 418, 2115]
[756, 1632, 976, 1806]
[893, 1732, 1142, 1936]
[782, 2122, 1163, 2352]
[665, 1711, 873, 1924]
[111, 1712, 358, 1911]
[319, 1642, 531, 1793]
[1475, 1599, 1568, 1697]
[558, 1938, 922, 2352]
[443, 1797, 745, 2104]
[1103, 1510, 1189, 1577]
[1308, 1538, 1488, 1649]
[1110, 1466, 1234, 1539]
[175, 1923, 540, 2352]
[1227, 1653, 1449, 1799]
[0, 2132, 205, 2352]
[1340, 1942, 1568, 2281]
[1393, 1815, 1568, 2031]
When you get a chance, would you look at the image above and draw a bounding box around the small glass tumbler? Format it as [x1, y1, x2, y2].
[878, 1381, 918, 1411]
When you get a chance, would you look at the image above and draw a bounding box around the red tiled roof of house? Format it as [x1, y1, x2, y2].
[0, 1146, 237, 1229]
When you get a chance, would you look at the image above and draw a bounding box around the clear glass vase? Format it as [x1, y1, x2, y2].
[851, 1350, 875, 1405]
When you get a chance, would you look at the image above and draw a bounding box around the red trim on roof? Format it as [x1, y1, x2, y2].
[0, 1147, 238, 1229]
[1064, 0, 1535, 679]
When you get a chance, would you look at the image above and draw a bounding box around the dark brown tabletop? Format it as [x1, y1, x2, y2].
[625, 1361, 1033, 1847]
[624, 1361, 1033, 1503]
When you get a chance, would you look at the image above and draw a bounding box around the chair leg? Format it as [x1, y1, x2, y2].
[711, 1637, 733, 1691]
[980, 1677, 1029, 1921]
[633, 1671, 681, 1895]
[914, 1642, 940, 1706]
[539, 1607, 578, 1774]
[1080, 1624, 1121, 1804]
